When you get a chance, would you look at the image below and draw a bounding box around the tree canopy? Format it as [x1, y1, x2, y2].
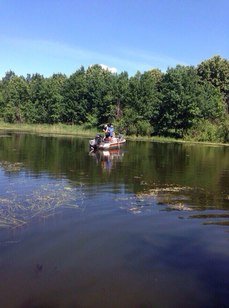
[0, 56, 228, 142]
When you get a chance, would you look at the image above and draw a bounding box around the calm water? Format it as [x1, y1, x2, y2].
[0, 132, 228, 308]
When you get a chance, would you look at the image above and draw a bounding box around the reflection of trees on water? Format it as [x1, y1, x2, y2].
[0, 133, 228, 211]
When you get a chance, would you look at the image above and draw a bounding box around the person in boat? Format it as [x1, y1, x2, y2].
[108, 123, 114, 138]
[103, 124, 110, 140]
[103, 123, 114, 140]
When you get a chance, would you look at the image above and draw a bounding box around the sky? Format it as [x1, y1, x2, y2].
[0, 0, 228, 78]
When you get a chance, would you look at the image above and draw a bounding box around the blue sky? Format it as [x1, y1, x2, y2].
[0, 0, 228, 77]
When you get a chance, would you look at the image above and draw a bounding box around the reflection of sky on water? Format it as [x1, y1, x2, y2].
[0, 189, 228, 307]
[0, 134, 228, 307]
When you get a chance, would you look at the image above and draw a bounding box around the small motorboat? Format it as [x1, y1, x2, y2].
[89, 134, 126, 151]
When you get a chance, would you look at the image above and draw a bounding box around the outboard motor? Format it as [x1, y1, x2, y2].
[89, 134, 103, 150]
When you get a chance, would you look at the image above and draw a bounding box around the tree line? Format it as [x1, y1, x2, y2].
[0, 55, 228, 142]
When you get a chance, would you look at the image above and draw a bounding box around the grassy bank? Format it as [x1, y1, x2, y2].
[128, 135, 229, 146]
[0, 122, 228, 146]
[0, 122, 97, 137]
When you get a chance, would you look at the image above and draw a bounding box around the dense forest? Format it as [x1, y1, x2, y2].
[0, 55, 228, 142]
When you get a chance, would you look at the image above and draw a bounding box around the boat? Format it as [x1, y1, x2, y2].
[89, 134, 126, 151]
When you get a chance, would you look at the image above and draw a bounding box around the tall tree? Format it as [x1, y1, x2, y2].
[155, 66, 202, 137]
[85, 65, 114, 125]
[2, 75, 29, 123]
[112, 71, 129, 120]
[197, 81, 225, 120]
[128, 70, 162, 119]
[61, 67, 87, 124]
[155, 65, 225, 137]
[45, 74, 66, 123]
[197, 55, 229, 111]
[28, 74, 49, 123]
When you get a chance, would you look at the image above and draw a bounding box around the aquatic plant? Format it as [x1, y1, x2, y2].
[0, 181, 84, 229]
[115, 183, 229, 226]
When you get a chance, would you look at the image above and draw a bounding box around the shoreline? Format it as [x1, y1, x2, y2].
[0, 122, 228, 147]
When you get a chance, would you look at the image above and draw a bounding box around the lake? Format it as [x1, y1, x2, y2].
[0, 132, 228, 307]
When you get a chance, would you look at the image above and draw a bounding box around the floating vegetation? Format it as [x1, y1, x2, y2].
[115, 195, 156, 215]
[203, 221, 229, 226]
[134, 184, 195, 212]
[115, 185, 195, 214]
[116, 184, 229, 228]
[137, 183, 228, 211]
[0, 181, 84, 229]
[166, 203, 193, 211]
[0, 161, 24, 172]
[139, 184, 194, 196]
[189, 213, 229, 219]
[188, 212, 229, 227]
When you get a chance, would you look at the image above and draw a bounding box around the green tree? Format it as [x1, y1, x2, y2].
[116, 107, 140, 135]
[155, 66, 202, 137]
[197, 81, 225, 120]
[0, 80, 3, 117]
[0, 71, 15, 117]
[112, 71, 129, 120]
[62, 67, 87, 124]
[45, 74, 66, 123]
[2, 70, 16, 82]
[126, 70, 162, 132]
[2, 75, 30, 123]
[85, 65, 115, 126]
[155, 65, 226, 137]
[197, 55, 229, 111]
[28, 74, 49, 123]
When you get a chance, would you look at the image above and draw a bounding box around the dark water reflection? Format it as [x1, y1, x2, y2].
[0, 132, 228, 307]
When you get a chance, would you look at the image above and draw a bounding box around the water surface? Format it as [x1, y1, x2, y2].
[0, 132, 228, 307]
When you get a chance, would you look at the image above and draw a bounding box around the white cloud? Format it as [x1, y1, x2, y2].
[99, 64, 117, 73]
